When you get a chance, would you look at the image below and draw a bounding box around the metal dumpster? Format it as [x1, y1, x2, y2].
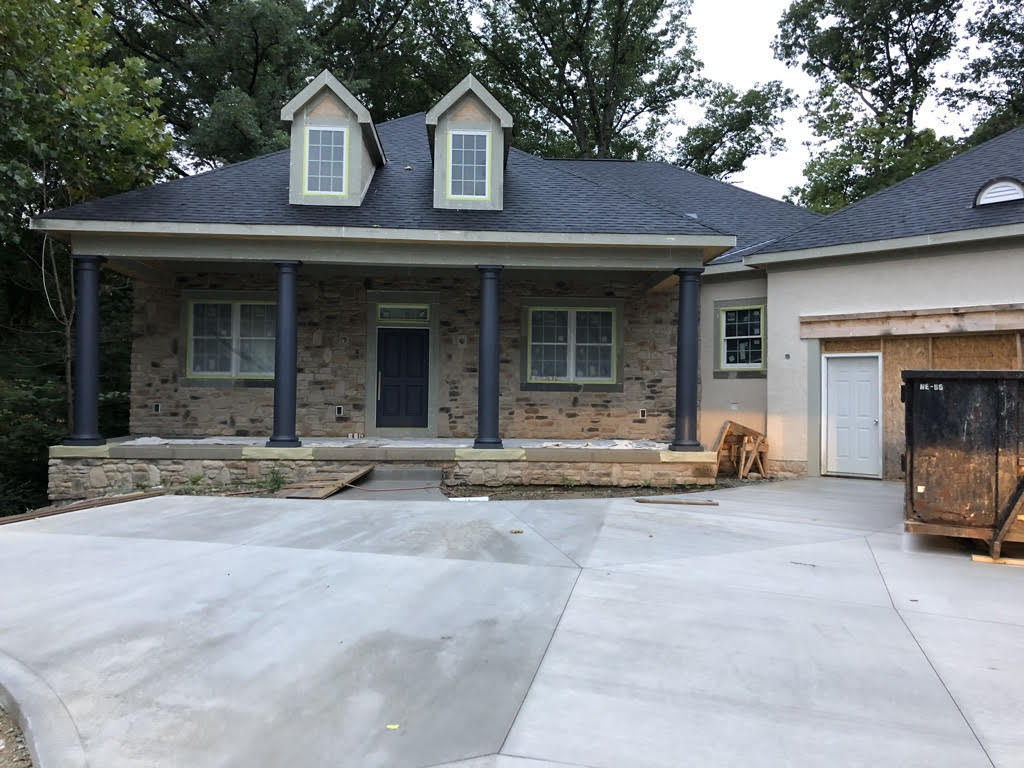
[902, 370, 1024, 557]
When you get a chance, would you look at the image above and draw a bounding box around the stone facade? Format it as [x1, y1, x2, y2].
[130, 269, 680, 440]
[48, 456, 715, 500]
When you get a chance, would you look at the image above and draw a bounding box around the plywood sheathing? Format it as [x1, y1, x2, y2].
[823, 333, 1024, 479]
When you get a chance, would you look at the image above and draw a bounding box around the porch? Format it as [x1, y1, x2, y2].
[48, 436, 719, 500]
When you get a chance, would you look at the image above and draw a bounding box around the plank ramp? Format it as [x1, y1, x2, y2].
[277, 465, 374, 499]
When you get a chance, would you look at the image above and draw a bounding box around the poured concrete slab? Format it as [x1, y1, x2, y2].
[0, 478, 1020, 768]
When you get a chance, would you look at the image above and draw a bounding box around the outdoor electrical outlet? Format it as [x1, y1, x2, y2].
[639, 408, 647, 419]
[153, 403, 161, 414]
[336, 405, 345, 417]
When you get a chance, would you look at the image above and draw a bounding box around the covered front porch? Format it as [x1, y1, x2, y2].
[48, 436, 719, 500]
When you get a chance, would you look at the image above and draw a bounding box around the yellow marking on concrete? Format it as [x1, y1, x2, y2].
[49, 444, 111, 459]
[454, 448, 526, 461]
[241, 446, 315, 460]
[658, 450, 718, 463]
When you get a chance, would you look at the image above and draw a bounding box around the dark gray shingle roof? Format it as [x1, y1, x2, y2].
[759, 125, 1024, 256]
[39, 111, 819, 254]
[39, 113, 721, 238]
[547, 159, 821, 263]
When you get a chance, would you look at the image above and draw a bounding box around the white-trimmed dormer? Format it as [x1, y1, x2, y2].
[281, 70, 385, 206]
[426, 75, 513, 211]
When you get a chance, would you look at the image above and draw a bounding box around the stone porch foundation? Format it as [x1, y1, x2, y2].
[48, 442, 719, 501]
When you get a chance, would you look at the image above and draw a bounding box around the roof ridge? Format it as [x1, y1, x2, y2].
[543, 156, 734, 239]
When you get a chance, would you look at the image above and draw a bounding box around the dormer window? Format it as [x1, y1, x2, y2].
[305, 126, 347, 196]
[449, 130, 489, 199]
[426, 75, 512, 211]
[975, 178, 1024, 206]
[280, 70, 385, 207]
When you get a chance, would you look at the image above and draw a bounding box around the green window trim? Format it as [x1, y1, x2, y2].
[303, 124, 349, 197]
[446, 129, 491, 201]
[719, 303, 765, 371]
[186, 300, 276, 380]
[376, 303, 431, 324]
[525, 306, 618, 385]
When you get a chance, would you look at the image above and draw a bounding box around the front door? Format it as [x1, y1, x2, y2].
[824, 355, 882, 478]
[376, 327, 429, 428]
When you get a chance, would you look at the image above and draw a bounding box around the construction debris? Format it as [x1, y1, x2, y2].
[714, 420, 769, 480]
[277, 465, 374, 499]
[633, 497, 719, 506]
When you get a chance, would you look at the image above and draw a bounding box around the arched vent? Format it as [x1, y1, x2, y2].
[975, 178, 1024, 206]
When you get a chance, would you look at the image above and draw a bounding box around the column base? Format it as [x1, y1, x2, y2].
[668, 440, 703, 452]
[472, 438, 504, 450]
[63, 436, 105, 447]
[266, 438, 303, 448]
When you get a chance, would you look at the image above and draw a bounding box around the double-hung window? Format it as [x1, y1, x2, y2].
[189, 301, 276, 378]
[305, 125, 346, 195]
[720, 305, 764, 370]
[449, 130, 489, 199]
[528, 307, 616, 383]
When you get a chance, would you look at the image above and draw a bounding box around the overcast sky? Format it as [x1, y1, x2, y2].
[689, 0, 974, 201]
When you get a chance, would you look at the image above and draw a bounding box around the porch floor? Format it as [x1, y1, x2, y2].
[116, 436, 671, 450]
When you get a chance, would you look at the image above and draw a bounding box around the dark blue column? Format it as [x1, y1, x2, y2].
[474, 265, 503, 449]
[670, 267, 704, 451]
[65, 255, 106, 446]
[267, 260, 302, 447]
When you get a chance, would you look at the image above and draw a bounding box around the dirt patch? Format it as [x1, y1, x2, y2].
[444, 476, 775, 501]
[0, 708, 32, 768]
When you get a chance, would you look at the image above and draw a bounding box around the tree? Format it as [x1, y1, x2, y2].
[951, 0, 1024, 146]
[674, 81, 794, 180]
[774, 0, 962, 212]
[0, 0, 170, 512]
[471, 0, 792, 179]
[103, 0, 476, 168]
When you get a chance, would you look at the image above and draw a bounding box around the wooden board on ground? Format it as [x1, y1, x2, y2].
[634, 497, 719, 506]
[972, 554, 1024, 567]
[3, 490, 166, 526]
[278, 465, 374, 499]
[714, 420, 769, 480]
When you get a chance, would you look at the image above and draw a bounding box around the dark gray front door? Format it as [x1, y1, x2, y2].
[376, 327, 429, 428]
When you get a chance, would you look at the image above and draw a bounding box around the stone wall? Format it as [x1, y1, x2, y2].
[48, 456, 715, 500]
[129, 269, 680, 440]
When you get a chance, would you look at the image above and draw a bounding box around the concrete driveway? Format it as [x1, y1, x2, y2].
[0, 478, 1021, 767]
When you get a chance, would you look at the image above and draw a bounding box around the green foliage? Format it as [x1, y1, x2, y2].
[0, 380, 65, 514]
[258, 468, 287, 493]
[103, 0, 475, 166]
[774, 0, 962, 211]
[0, 0, 168, 512]
[675, 81, 794, 180]
[951, 0, 1024, 146]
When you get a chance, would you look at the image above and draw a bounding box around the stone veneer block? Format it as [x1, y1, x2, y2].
[587, 449, 666, 464]
[108, 445, 174, 459]
[659, 450, 718, 463]
[522, 448, 604, 463]
[454, 448, 527, 461]
[168, 446, 245, 460]
[49, 445, 111, 459]
[381, 447, 459, 461]
[241, 446, 315, 460]
[310, 447, 388, 461]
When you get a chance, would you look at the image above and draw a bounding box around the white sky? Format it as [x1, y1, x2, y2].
[687, 0, 976, 200]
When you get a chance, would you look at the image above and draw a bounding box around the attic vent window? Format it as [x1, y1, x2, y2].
[306, 126, 347, 195]
[975, 178, 1024, 206]
[449, 130, 489, 199]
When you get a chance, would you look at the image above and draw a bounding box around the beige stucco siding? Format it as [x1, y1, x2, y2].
[766, 238, 1024, 474]
[698, 272, 768, 448]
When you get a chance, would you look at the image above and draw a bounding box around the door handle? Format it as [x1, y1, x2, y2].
[874, 419, 879, 425]
[377, 370, 382, 401]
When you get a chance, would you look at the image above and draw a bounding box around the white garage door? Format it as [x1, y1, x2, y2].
[823, 355, 882, 478]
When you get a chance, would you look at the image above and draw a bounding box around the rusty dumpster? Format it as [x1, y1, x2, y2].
[902, 370, 1024, 557]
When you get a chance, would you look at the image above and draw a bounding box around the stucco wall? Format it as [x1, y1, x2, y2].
[765, 238, 1024, 474]
[129, 269, 686, 441]
[697, 271, 768, 448]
